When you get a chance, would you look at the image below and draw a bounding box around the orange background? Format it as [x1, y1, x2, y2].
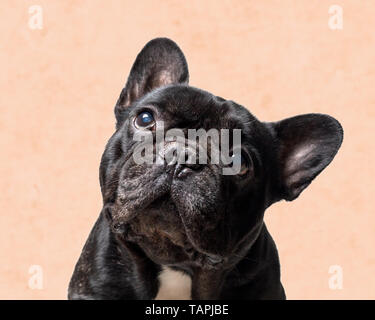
[0, 0, 374, 299]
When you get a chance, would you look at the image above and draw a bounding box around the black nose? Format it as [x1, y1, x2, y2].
[174, 162, 203, 179]
[160, 141, 204, 178]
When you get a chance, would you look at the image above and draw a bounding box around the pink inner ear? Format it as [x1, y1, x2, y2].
[284, 143, 316, 185]
[157, 70, 175, 87]
[124, 82, 140, 108]
[291, 143, 316, 164]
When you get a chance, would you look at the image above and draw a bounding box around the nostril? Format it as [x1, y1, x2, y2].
[174, 164, 190, 179]
[178, 167, 191, 179]
[174, 163, 203, 179]
[184, 163, 202, 171]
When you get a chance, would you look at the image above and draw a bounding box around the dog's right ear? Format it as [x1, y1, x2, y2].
[115, 38, 189, 125]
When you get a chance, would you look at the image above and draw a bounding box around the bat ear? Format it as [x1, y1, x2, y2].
[115, 38, 189, 125]
[271, 113, 343, 201]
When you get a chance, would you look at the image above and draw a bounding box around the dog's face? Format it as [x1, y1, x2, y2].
[99, 38, 343, 270]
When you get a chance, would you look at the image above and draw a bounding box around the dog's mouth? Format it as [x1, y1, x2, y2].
[146, 192, 175, 211]
[109, 188, 228, 269]
[105, 152, 232, 268]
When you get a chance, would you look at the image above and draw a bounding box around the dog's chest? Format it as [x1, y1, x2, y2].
[154, 267, 192, 300]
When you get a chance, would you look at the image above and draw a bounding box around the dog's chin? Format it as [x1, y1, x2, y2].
[110, 190, 229, 269]
[109, 162, 234, 268]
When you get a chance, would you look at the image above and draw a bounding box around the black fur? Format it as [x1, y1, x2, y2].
[68, 38, 343, 300]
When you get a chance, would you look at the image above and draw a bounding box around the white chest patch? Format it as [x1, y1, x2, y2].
[154, 266, 192, 300]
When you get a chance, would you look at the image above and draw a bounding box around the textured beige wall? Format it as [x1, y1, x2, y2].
[0, 0, 374, 299]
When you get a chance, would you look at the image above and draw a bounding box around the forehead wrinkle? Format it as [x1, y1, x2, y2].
[135, 85, 258, 132]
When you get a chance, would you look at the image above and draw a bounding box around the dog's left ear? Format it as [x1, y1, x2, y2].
[115, 38, 189, 124]
[270, 113, 343, 201]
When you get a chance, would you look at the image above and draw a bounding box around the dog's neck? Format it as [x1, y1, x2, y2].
[119, 223, 280, 299]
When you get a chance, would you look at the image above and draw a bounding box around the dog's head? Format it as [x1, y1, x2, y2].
[100, 38, 343, 269]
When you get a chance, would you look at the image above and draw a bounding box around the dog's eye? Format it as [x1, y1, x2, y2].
[135, 111, 155, 129]
[231, 152, 250, 176]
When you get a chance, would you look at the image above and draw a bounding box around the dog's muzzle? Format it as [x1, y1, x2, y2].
[158, 140, 205, 179]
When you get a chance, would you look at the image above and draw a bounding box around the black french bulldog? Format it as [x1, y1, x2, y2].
[68, 38, 343, 300]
